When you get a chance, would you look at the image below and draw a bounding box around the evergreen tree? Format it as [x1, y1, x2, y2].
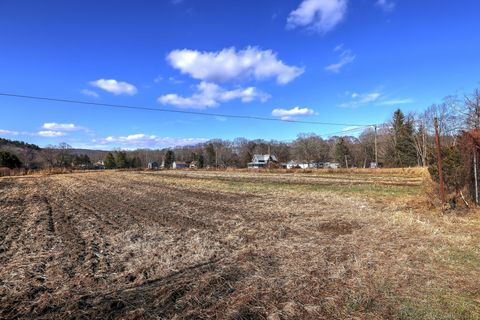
[388, 109, 418, 167]
[0, 151, 22, 169]
[73, 154, 91, 167]
[104, 152, 116, 169]
[164, 150, 175, 168]
[334, 138, 352, 168]
[115, 151, 128, 168]
[196, 154, 205, 168]
[131, 156, 142, 168]
[205, 143, 216, 167]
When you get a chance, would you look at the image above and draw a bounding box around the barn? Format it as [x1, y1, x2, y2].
[173, 161, 188, 169]
[147, 162, 159, 170]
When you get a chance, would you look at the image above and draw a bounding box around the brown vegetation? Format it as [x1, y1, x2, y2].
[1, 170, 479, 319]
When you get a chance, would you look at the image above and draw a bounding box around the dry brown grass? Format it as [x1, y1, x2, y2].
[0, 170, 479, 319]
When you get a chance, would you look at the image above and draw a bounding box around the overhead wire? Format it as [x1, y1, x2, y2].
[0, 92, 378, 128]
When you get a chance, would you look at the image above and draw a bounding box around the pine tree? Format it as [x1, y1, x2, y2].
[131, 156, 142, 168]
[0, 151, 22, 169]
[104, 152, 116, 169]
[164, 150, 175, 169]
[389, 109, 418, 167]
[115, 151, 128, 168]
[196, 154, 205, 168]
[335, 138, 352, 168]
[205, 143, 216, 167]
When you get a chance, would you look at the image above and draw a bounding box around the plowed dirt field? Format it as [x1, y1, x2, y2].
[1, 170, 479, 319]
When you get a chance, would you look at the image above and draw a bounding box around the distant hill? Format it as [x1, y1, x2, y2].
[69, 148, 109, 162]
[0, 137, 40, 150]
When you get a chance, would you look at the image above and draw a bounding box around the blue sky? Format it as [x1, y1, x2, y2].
[1, 0, 479, 149]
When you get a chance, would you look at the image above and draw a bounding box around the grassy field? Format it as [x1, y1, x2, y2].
[1, 169, 479, 319]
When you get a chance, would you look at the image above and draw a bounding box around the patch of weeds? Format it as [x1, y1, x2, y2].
[446, 248, 480, 270]
[397, 293, 480, 320]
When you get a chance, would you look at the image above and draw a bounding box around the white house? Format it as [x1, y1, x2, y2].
[247, 154, 278, 168]
[282, 160, 320, 169]
[323, 162, 340, 169]
[147, 161, 159, 170]
[173, 161, 188, 169]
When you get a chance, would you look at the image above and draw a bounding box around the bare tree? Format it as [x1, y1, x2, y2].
[291, 133, 329, 164]
[465, 88, 480, 129]
[42, 145, 58, 167]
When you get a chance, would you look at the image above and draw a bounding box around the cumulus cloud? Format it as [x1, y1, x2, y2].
[167, 47, 304, 85]
[271, 106, 315, 120]
[37, 130, 66, 137]
[287, 0, 347, 34]
[158, 81, 270, 109]
[376, 0, 395, 12]
[90, 79, 138, 95]
[81, 89, 99, 98]
[325, 49, 355, 73]
[340, 91, 381, 108]
[0, 129, 19, 136]
[99, 133, 207, 149]
[42, 122, 87, 132]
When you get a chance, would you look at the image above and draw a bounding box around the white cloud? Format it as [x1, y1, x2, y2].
[81, 89, 99, 98]
[168, 76, 184, 84]
[325, 49, 355, 73]
[0, 129, 19, 136]
[334, 43, 344, 52]
[99, 133, 207, 149]
[376, 0, 395, 12]
[158, 81, 270, 109]
[287, 0, 347, 34]
[379, 98, 413, 106]
[272, 106, 315, 120]
[167, 47, 304, 85]
[37, 130, 66, 137]
[153, 75, 163, 83]
[340, 91, 381, 108]
[90, 79, 138, 95]
[42, 122, 86, 132]
[342, 126, 361, 132]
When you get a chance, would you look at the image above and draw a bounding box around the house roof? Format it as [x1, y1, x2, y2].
[252, 154, 278, 162]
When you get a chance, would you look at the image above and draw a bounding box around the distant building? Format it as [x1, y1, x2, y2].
[94, 161, 105, 170]
[189, 161, 198, 169]
[247, 154, 278, 168]
[370, 162, 383, 168]
[148, 161, 159, 170]
[173, 161, 188, 169]
[283, 161, 322, 169]
[323, 162, 340, 169]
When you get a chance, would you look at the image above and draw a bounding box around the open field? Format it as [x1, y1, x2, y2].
[1, 169, 480, 319]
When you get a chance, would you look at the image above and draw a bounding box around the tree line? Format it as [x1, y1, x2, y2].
[0, 89, 478, 174]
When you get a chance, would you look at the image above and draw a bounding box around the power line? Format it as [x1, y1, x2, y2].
[257, 126, 370, 144]
[319, 126, 370, 138]
[0, 92, 376, 127]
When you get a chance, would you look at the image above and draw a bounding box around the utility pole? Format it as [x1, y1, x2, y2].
[374, 125, 378, 167]
[474, 147, 479, 204]
[434, 117, 446, 203]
